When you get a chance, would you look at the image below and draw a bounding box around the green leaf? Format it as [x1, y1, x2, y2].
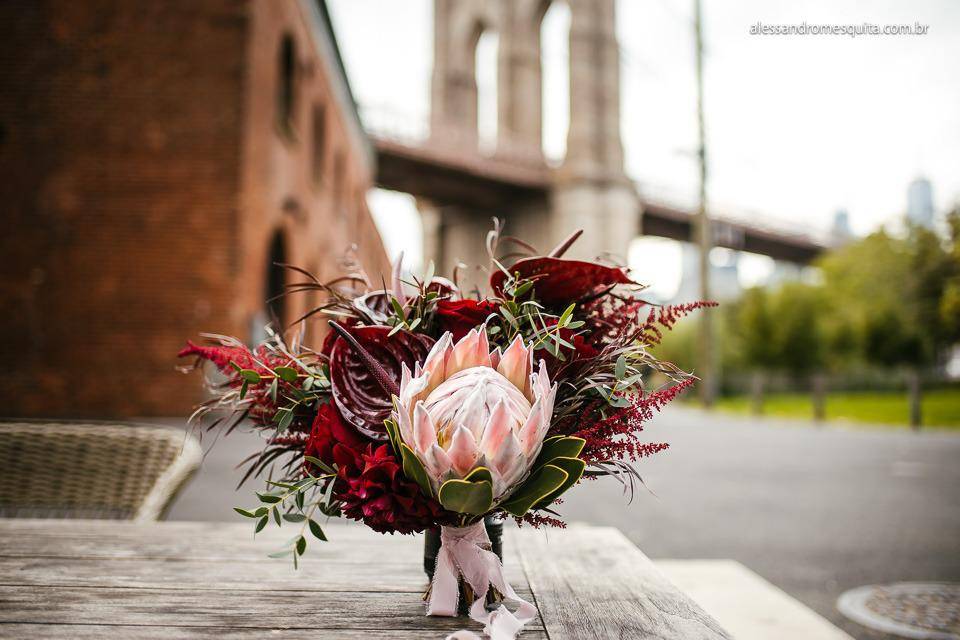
[399, 443, 434, 498]
[463, 466, 493, 485]
[257, 492, 282, 504]
[295, 535, 307, 555]
[277, 410, 294, 432]
[253, 506, 268, 517]
[534, 456, 586, 509]
[268, 550, 294, 559]
[239, 369, 261, 383]
[255, 515, 268, 533]
[534, 436, 586, 468]
[303, 455, 336, 476]
[558, 302, 576, 327]
[283, 513, 306, 523]
[272, 506, 281, 526]
[295, 490, 304, 510]
[438, 478, 494, 515]
[239, 380, 249, 400]
[233, 507, 258, 519]
[615, 355, 627, 381]
[309, 519, 327, 541]
[275, 366, 298, 383]
[382, 419, 401, 457]
[499, 464, 569, 517]
[268, 378, 278, 402]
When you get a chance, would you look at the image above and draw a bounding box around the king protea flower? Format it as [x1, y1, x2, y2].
[394, 329, 556, 500]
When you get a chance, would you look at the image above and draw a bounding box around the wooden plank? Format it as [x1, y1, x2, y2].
[511, 526, 732, 640]
[0, 556, 529, 595]
[0, 586, 545, 632]
[0, 624, 548, 639]
[0, 520, 520, 567]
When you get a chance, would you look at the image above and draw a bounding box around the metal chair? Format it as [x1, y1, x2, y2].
[0, 421, 202, 522]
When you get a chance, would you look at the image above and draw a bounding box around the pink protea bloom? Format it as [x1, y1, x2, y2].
[393, 328, 556, 500]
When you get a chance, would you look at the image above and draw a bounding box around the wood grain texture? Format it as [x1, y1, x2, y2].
[509, 526, 732, 640]
[0, 624, 548, 640]
[0, 519, 731, 639]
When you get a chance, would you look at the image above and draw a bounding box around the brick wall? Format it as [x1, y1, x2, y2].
[0, 0, 389, 417]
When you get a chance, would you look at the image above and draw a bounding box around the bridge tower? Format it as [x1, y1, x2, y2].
[422, 0, 638, 287]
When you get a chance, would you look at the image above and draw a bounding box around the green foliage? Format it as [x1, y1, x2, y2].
[499, 464, 569, 517]
[438, 477, 494, 515]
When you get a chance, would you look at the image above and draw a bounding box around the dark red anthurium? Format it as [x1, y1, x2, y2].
[489, 256, 636, 306]
[328, 325, 434, 440]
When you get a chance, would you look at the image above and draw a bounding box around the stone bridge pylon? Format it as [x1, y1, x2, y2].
[420, 0, 639, 287]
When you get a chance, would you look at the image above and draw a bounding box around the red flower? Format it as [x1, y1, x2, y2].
[306, 401, 453, 534]
[434, 299, 499, 340]
[489, 257, 636, 307]
[328, 326, 434, 440]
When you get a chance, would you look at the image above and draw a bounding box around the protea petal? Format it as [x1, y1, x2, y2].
[491, 431, 524, 486]
[447, 425, 480, 476]
[478, 399, 512, 459]
[412, 403, 437, 454]
[425, 443, 453, 481]
[497, 335, 531, 396]
[517, 396, 546, 458]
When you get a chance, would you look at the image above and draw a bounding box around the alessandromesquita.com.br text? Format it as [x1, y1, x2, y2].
[749, 22, 929, 37]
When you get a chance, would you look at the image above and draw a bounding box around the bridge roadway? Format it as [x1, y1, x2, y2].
[373, 136, 826, 264]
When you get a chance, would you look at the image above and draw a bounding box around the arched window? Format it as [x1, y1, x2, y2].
[277, 35, 297, 134]
[540, 1, 570, 164]
[265, 230, 287, 329]
[475, 27, 498, 154]
[312, 103, 327, 183]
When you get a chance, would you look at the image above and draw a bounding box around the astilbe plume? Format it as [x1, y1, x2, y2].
[178, 340, 307, 428]
[572, 378, 695, 464]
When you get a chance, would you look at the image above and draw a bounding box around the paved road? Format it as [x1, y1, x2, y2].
[167, 407, 960, 639]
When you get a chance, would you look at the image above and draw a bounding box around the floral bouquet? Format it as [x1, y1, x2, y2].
[179, 224, 713, 639]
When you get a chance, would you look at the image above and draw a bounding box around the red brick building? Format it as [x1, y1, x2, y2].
[0, 1, 390, 417]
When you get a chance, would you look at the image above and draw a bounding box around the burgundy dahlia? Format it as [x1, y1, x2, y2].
[306, 401, 453, 534]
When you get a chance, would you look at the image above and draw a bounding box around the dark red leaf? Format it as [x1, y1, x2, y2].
[329, 326, 434, 440]
[489, 257, 635, 306]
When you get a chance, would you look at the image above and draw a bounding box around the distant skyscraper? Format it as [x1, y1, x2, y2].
[907, 177, 935, 229]
[830, 209, 854, 246]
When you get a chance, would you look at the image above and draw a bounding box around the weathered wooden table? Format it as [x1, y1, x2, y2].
[0, 519, 730, 639]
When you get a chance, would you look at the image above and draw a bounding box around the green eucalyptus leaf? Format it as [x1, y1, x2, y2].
[296, 535, 307, 555]
[255, 515, 268, 533]
[257, 492, 282, 504]
[275, 366, 298, 383]
[399, 443, 433, 498]
[499, 464, 569, 517]
[535, 456, 586, 509]
[309, 519, 327, 541]
[283, 513, 306, 523]
[233, 507, 258, 519]
[272, 506, 281, 526]
[438, 478, 493, 515]
[239, 369, 261, 383]
[615, 355, 627, 381]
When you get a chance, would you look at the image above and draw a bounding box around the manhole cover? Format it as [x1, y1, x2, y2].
[838, 582, 960, 639]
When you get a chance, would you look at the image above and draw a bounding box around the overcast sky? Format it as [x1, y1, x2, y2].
[328, 0, 960, 289]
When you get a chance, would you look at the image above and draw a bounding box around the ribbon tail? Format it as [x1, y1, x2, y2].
[428, 546, 461, 617]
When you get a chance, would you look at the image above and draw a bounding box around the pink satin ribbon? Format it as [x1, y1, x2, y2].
[427, 521, 537, 640]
